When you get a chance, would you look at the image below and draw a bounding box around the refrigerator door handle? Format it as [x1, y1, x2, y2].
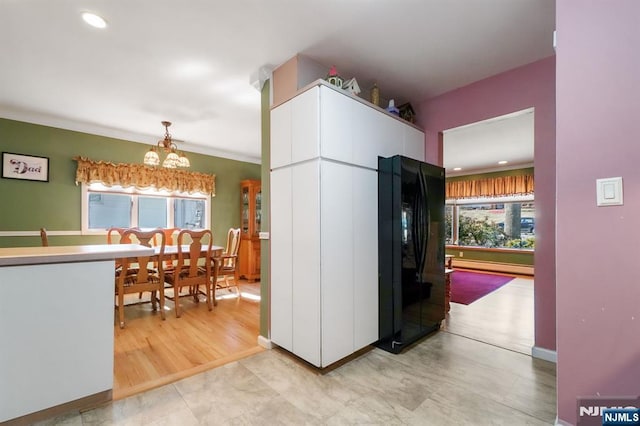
[412, 167, 429, 283]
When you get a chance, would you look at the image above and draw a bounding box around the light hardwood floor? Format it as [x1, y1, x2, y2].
[113, 281, 262, 400]
[442, 270, 535, 355]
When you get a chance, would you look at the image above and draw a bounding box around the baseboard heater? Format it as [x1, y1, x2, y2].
[452, 259, 534, 276]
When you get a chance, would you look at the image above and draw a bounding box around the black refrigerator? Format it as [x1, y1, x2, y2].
[377, 155, 445, 354]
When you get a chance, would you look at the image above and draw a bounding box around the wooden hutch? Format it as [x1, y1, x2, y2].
[239, 179, 261, 281]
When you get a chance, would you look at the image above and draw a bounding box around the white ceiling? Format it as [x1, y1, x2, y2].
[444, 109, 535, 176]
[0, 0, 555, 165]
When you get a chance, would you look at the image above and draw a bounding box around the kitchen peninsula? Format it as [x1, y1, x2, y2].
[0, 244, 154, 424]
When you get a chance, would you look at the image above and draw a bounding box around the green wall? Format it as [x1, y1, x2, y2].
[259, 80, 270, 338]
[0, 118, 260, 248]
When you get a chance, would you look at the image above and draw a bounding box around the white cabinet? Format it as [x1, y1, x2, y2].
[404, 125, 426, 161]
[269, 168, 293, 351]
[291, 89, 320, 163]
[320, 87, 353, 163]
[351, 166, 380, 349]
[270, 101, 291, 169]
[291, 160, 321, 365]
[270, 82, 424, 367]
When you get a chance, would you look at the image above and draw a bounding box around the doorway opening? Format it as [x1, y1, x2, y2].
[441, 108, 535, 355]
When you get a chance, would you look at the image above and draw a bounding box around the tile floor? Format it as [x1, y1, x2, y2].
[36, 331, 556, 425]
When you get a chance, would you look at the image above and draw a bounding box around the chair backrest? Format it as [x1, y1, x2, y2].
[122, 228, 159, 248]
[40, 228, 49, 247]
[152, 227, 179, 246]
[153, 228, 180, 268]
[118, 228, 166, 283]
[175, 229, 213, 284]
[107, 227, 137, 244]
[223, 228, 241, 268]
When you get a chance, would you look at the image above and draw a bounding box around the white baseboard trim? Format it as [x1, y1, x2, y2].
[532, 346, 557, 363]
[257, 335, 272, 349]
[555, 416, 571, 425]
[452, 259, 534, 276]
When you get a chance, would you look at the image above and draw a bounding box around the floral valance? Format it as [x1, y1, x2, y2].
[74, 157, 216, 196]
[446, 174, 533, 199]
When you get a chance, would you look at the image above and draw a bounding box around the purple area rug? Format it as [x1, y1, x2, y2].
[450, 271, 515, 305]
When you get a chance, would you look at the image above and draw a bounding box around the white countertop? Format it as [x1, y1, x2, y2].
[0, 244, 155, 267]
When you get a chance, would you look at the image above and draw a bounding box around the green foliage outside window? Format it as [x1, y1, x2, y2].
[505, 237, 536, 249]
[445, 215, 536, 249]
[445, 206, 453, 244]
[457, 215, 505, 248]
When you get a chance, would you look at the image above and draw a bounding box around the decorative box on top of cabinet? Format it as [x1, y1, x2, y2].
[239, 179, 261, 282]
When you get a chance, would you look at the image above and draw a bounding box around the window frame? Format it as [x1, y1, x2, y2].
[81, 183, 211, 235]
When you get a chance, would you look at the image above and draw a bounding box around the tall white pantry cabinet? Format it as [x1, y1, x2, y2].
[270, 81, 425, 367]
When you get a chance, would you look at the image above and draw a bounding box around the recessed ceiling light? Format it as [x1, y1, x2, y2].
[453, 167, 462, 171]
[81, 12, 107, 29]
[498, 160, 508, 165]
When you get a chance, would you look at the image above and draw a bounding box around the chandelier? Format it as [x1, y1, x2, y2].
[143, 121, 190, 168]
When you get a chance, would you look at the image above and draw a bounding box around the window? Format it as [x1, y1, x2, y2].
[88, 193, 131, 229]
[445, 205, 454, 245]
[174, 198, 205, 229]
[446, 195, 535, 249]
[82, 183, 210, 233]
[138, 197, 168, 228]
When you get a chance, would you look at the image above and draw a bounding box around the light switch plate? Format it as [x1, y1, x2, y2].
[596, 177, 623, 206]
[259, 231, 270, 240]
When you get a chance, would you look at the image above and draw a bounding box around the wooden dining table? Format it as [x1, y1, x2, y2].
[162, 244, 224, 258]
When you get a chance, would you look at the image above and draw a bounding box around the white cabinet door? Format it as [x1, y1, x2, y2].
[291, 160, 321, 366]
[270, 168, 293, 351]
[377, 113, 404, 160]
[404, 126, 425, 161]
[320, 86, 353, 164]
[271, 102, 292, 169]
[320, 160, 354, 366]
[0, 261, 114, 422]
[352, 167, 379, 349]
[291, 87, 320, 164]
[351, 100, 380, 169]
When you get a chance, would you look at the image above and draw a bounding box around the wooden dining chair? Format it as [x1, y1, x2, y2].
[215, 227, 241, 297]
[153, 227, 180, 270]
[115, 228, 166, 328]
[155, 227, 180, 246]
[107, 227, 138, 276]
[164, 229, 213, 318]
[107, 227, 137, 244]
[39, 228, 49, 247]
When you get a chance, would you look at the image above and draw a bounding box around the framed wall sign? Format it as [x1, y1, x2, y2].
[1, 152, 49, 182]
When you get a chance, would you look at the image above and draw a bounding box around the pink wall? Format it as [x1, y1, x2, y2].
[417, 56, 557, 352]
[556, 1, 640, 424]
